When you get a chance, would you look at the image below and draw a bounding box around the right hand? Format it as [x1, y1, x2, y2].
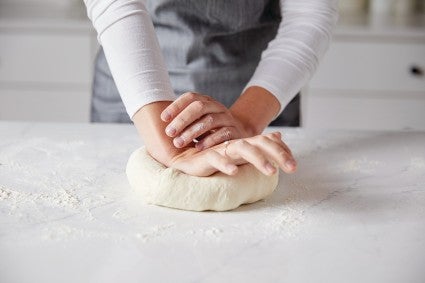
[160, 92, 250, 150]
[169, 132, 297, 177]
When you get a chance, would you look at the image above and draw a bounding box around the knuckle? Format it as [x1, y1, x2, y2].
[221, 127, 232, 140]
[258, 135, 269, 143]
[278, 150, 289, 161]
[236, 140, 248, 147]
[204, 114, 214, 125]
[251, 145, 262, 155]
[176, 116, 187, 126]
[201, 138, 213, 148]
[211, 132, 223, 143]
[168, 103, 179, 114]
[267, 132, 281, 141]
[192, 122, 206, 134]
[183, 92, 197, 100]
[193, 100, 206, 112]
[192, 92, 202, 99]
[202, 94, 212, 101]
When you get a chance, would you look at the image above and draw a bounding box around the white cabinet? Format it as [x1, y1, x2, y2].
[309, 42, 425, 92]
[0, 4, 98, 122]
[0, 33, 92, 85]
[302, 14, 425, 130]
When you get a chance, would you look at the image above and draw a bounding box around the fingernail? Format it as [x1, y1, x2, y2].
[161, 111, 171, 121]
[285, 160, 296, 169]
[226, 164, 238, 174]
[174, 137, 184, 147]
[265, 162, 276, 174]
[166, 126, 176, 136]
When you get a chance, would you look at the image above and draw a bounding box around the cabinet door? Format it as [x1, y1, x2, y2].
[310, 42, 425, 92]
[0, 32, 92, 85]
[304, 40, 425, 130]
[0, 88, 91, 122]
[303, 89, 425, 130]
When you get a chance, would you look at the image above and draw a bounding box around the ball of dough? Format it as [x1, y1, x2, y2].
[126, 147, 279, 212]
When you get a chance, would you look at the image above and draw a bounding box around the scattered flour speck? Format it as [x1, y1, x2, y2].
[134, 223, 175, 243]
[410, 157, 425, 171]
[265, 206, 306, 237]
[341, 158, 383, 174]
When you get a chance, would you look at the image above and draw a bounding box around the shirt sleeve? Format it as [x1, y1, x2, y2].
[84, 0, 176, 119]
[244, 0, 339, 116]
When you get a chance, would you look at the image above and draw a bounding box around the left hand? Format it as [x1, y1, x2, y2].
[160, 92, 249, 150]
[169, 132, 297, 177]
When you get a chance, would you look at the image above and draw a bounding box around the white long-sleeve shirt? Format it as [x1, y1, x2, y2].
[84, 0, 338, 119]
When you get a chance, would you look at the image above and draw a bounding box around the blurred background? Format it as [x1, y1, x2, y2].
[0, 0, 424, 130]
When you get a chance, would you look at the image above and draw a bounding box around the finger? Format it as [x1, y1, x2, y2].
[265, 132, 293, 155]
[227, 140, 277, 176]
[195, 126, 235, 150]
[173, 114, 214, 148]
[166, 100, 224, 138]
[170, 149, 237, 177]
[266, 131, 282, 141]
[260, 133, 297, 173]
[161, 92, 207, 122]
[206, 150, 238, 176]
[175, 113, 232, 148]
[250, 136, 297, 173]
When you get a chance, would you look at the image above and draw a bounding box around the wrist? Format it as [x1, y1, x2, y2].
[132, 101, 184, 166]
[231, 111, 259, 137]
[230, 86, 280, 136]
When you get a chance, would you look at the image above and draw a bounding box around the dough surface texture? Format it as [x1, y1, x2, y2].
[126, 147, 279, 212]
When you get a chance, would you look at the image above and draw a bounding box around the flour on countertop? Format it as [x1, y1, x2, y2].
[267, 206, 305, 237]
[341, 157, 384, 174]
[0, 185, 95, 219]
[409, 157, 425, 171]
[188, 227, 224, 241]
[42, 224, 127, 242]
[41, 223, 176, 243]
[0, 136, 310, 245]
[135, 223, 176, 243]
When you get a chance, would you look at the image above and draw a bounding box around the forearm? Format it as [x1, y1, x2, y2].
[84, 0, 176, 118]
[230, 86, 281, 136]
[85, 0, 180, 163]
[133, 101, 185, 166]
[243, 0, 338, 117]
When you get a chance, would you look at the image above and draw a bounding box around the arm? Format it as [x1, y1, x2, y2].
[165, 0, 339, 145]
[84, 0, 179, 165]
[84, 0, 297, 176]
[234, 0, 339, 130]
[230, 86, 281, 136]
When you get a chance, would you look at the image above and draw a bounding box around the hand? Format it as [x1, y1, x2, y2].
[160, 92, 250, 150]
[169, 132, 297, 177]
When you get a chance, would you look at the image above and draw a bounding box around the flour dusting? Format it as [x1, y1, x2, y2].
[267, 207, 305, 237]
[341, 158, 384, 174]
[410, 157, 425, 171]
[42, 224, 126, 242]
[135, 223, 176, 243]
[0, 185, 93, 218]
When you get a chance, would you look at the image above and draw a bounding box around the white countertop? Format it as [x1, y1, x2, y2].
[0, 121, 424, 283]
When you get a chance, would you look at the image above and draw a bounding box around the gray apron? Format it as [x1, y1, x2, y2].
[92, 0, 300, 126]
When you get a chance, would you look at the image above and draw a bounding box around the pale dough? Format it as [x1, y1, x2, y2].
[126, 147, 279, 212]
